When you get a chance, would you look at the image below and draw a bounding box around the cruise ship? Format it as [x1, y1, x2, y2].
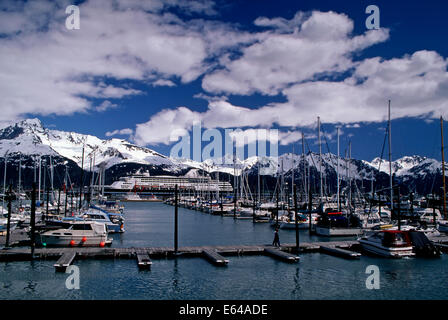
[107, 172, 233, 192]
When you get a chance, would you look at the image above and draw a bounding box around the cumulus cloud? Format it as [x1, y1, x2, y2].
[152, 79, 176, 87]
[0, 0, 253, 122]
[202, 11, 389, 95]
[96, 100, 118, 112]
[135, 49, 448, 146]
[105, 128, 133, 137]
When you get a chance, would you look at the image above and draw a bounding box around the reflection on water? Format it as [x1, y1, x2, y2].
[0, 202, 447, 300]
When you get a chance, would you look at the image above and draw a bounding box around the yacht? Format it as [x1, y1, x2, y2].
[36, 221, 111, 247]
[276, 213, 310, 230]
[82, 208, 125, 233]
[358, 230, 415, 258]
[314, 210, 362, 237]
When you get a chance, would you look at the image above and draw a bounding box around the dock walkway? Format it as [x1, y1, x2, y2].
[1, 236, 447, 267]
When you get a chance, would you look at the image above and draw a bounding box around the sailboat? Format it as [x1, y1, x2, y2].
[314, 119, 361, 236]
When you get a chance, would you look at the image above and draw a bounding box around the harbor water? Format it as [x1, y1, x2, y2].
[1, 202, 447, 300]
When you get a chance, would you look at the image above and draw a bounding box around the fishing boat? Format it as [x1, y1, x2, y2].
[358, 230, 415, 258]
[36, 221, 111, 247]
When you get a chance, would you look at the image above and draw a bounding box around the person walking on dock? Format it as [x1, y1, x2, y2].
[272, 228, 280, 247]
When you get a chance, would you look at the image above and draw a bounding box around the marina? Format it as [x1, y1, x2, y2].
[1, 202, 448, 300]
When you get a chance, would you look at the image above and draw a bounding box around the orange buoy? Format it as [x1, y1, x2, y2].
[81, 237, 87, 243]
[69, 240, 76, 246]
[99, 241, 105, 247]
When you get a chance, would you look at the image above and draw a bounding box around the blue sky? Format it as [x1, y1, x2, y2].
[1, 0, 447, 162]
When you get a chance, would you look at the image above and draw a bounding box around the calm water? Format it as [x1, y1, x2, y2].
[1, 202, 447, 300]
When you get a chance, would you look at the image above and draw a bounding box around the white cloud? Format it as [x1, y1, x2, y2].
[0, 0, 252, 122]
[134, 50, 448, 146]
[105, 128, 133, 137]
[96, 100, 118, 112]
[152, 79, 176, 87]
[202, 11, 389, 95]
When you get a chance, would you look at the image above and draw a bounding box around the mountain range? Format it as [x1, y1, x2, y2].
[0, 119, 446, 195]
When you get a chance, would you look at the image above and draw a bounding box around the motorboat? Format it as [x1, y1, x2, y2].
[314, 211, 362, 237]
[0, 218, 18, 232]
[276, 213, 310, 230]
[36, 221, 111, 247]
[358, 230, 415, 258]
[82, 207, 125, 233]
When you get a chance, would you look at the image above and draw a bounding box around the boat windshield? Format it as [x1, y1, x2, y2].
[70, 224, 93, 231]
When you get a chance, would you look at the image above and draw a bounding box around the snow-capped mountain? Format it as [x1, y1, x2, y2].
[0, 119, 446, 194]
[0, 118, 182, 171]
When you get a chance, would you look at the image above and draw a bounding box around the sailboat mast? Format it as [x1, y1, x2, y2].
[302, 132, 306, 203]
[337, 127, 340, 211]
[2, 153, 7, 210]
[38, 156, 42, 202]
[291, 145, 294, 197]
[318, 116, 323, 203]
[348, 141, 352, 212]
[441, 116, 447, 219]
[18, 156, 21, 194]
[388, 100, 394, 213]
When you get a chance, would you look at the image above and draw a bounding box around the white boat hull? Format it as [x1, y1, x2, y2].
[359, 239, 414, 258]
[315, 226, 362, 237]
[38, 234, 110, 247]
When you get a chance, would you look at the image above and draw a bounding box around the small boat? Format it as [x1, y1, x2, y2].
[36, 221, 111, 247]
[122, 193, 162, 202]
[314, 211, 362, 237]
[358, 230, 415, 258]
[275, 213, 310, 230]
[0, 218, 18, 232]
[83, 208, 125, 233]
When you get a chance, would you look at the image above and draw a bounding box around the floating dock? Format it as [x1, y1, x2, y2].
[319, 246, 361, 259]
[136, 250, 152, 269]
[202, 249, 229, 266]
[264, 247, 300, 262]
[1, 236, 447, 268]
[54, 251, 77, 272]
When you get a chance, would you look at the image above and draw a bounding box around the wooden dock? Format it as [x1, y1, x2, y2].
[319, 246, 361, 259]
[1, 236, 447, 268]
[264, 247, 300, 262]
[136, 250, 152, 269]
[202, 249, 229, 266]
[54, 251, 77, 272]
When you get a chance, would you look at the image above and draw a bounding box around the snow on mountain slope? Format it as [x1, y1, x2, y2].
[0, 119, 180, 170]
[0, 119, 445, 180]
[367, 155, 445, 177]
